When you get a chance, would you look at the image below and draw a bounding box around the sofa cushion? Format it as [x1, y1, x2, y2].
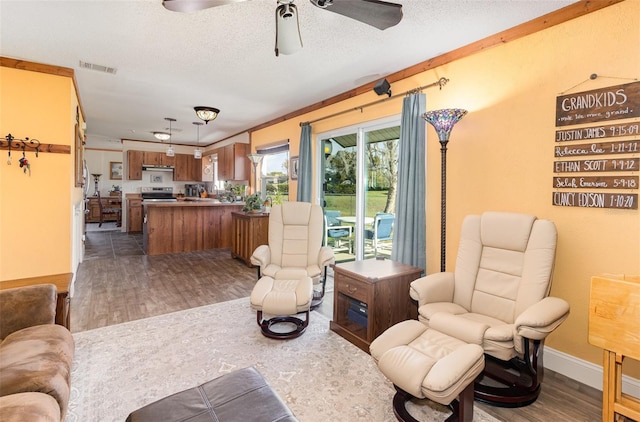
[0, 324, 74, 419]
[0, 392, 60, 422]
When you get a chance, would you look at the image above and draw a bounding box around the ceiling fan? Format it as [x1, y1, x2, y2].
[162, 0, 403, 56]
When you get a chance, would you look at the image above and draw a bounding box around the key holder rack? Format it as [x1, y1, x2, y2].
[2, 133, 41, 162]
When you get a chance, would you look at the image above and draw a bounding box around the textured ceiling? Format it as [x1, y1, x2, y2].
[0, 0, 577, 148]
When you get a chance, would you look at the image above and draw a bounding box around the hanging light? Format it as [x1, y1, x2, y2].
[193, 121, 203, 159]
[165, 117, 176, 157]
[194, 106, 220, 124]
[275, 0, 302, 56]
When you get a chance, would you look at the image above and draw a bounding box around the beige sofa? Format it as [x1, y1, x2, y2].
[0, 284, 75, 421]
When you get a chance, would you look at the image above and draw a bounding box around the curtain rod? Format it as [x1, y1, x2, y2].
[300, 77, 449, 127]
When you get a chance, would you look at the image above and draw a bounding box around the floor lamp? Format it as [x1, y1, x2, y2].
[247, 153, 264, 194]
[423, 108, 467, 272]
[91, 173, 102, 197]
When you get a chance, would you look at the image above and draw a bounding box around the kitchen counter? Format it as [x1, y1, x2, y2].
[145, 200, 244, 207]
[143, 201, 243, 255]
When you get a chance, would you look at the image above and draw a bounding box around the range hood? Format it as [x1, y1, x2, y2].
[142, 164, 174, 172]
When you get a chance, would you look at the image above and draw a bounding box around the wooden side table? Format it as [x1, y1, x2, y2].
[0, 273, 72, 330]
[231, 212, 269, 267]
[330, 259, 422, 353]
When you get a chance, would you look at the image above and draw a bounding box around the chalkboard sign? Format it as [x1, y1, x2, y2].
[555, 140, 639, 157]
[553, 176, 638, 189]
[556, 81, 640, 127]
[552, 192, 637, 209]
[556, 122, 640, 141]
[554, 158, 639, 173]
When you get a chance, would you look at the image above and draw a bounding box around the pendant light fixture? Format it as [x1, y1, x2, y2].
[194, 106, 220, 124]
[275, 0, 302, 56]
[165, 117, 176, 157]
[193, 121, 203, 159]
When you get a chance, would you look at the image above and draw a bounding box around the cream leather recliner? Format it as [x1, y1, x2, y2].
[250, 202, 335, 307]
[409, 211, 570, 407]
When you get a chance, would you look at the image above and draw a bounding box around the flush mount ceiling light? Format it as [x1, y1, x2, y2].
[194, 106, 220, 124]
[153, 132, 170, 141]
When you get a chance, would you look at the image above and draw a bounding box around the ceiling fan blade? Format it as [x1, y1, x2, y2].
[163, 0, 249, 13]
[310, 0, 402, 30]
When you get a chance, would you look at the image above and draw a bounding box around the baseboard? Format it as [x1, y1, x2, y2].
[544, 346, 640, 397]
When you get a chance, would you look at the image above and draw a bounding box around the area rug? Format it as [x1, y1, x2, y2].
[67, 298, 499, 422]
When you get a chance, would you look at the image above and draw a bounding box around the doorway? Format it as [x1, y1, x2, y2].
[317, 116, 400, 261]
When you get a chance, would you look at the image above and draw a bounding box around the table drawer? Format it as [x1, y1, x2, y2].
[335, 275, 369, 303]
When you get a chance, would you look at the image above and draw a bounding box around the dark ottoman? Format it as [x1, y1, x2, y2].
[125, 367, 298, 422]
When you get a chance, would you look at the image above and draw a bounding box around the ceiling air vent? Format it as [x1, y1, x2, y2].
[79, 61, 117, 75]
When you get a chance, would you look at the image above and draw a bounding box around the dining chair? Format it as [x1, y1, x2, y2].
[97, 191, 122, 227]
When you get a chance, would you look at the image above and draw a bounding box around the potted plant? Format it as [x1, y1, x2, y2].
[243, 193, 263, 213]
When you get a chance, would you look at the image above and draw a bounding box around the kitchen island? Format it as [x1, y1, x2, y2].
[143, 200, 244, 256]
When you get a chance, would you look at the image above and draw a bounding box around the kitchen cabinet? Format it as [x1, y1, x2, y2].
[218, 143, 249, 181]
[127, 197, 143, 233]
[127, 150, 143, 180]
[161, 153, 175, 167]
[174, 153, 201, 181]
[143, 151, 162, 166]
[145, 151, 175, 167]
[144, 202, 243, 255]
[231, 212, 269, 267]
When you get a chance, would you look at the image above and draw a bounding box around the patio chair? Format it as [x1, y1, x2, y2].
[324, 210, 353, 253]
[364, 212, 394, 255]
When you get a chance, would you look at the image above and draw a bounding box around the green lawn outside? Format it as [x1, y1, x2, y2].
[324, 191, 391, 218]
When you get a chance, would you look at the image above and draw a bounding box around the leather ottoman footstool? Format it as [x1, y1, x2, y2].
[250, 275, 313, 339]
[370, 315, 486, 422]
[125, 367, 298, 422]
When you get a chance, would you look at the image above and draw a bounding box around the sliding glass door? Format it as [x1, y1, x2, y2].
[318, 116, 400, 261]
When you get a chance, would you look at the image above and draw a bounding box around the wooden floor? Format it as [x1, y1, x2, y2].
[73, 231, 604, 422]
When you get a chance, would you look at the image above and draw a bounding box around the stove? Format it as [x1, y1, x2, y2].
[141, 187, 177, 203]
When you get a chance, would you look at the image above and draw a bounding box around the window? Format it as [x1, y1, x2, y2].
[257, 143, 289, 204]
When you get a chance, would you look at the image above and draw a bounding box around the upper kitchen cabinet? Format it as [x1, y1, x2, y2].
[174, 153, 200, 181]
[143, 151, 162, 166]
[127, 150, 143, 180]
[144, 151, 175, 167]
[218, 143, 249, 181]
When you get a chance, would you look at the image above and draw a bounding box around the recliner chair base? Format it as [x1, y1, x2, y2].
[257, 310, 309, 340]
[474, 340, 543, 408]
[392, 384, 475, 422]
[310, 268, 328, 310]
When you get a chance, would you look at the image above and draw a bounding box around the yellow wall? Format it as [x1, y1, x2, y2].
[251, 1, 640, 376]
[0, 65, 84, 280]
